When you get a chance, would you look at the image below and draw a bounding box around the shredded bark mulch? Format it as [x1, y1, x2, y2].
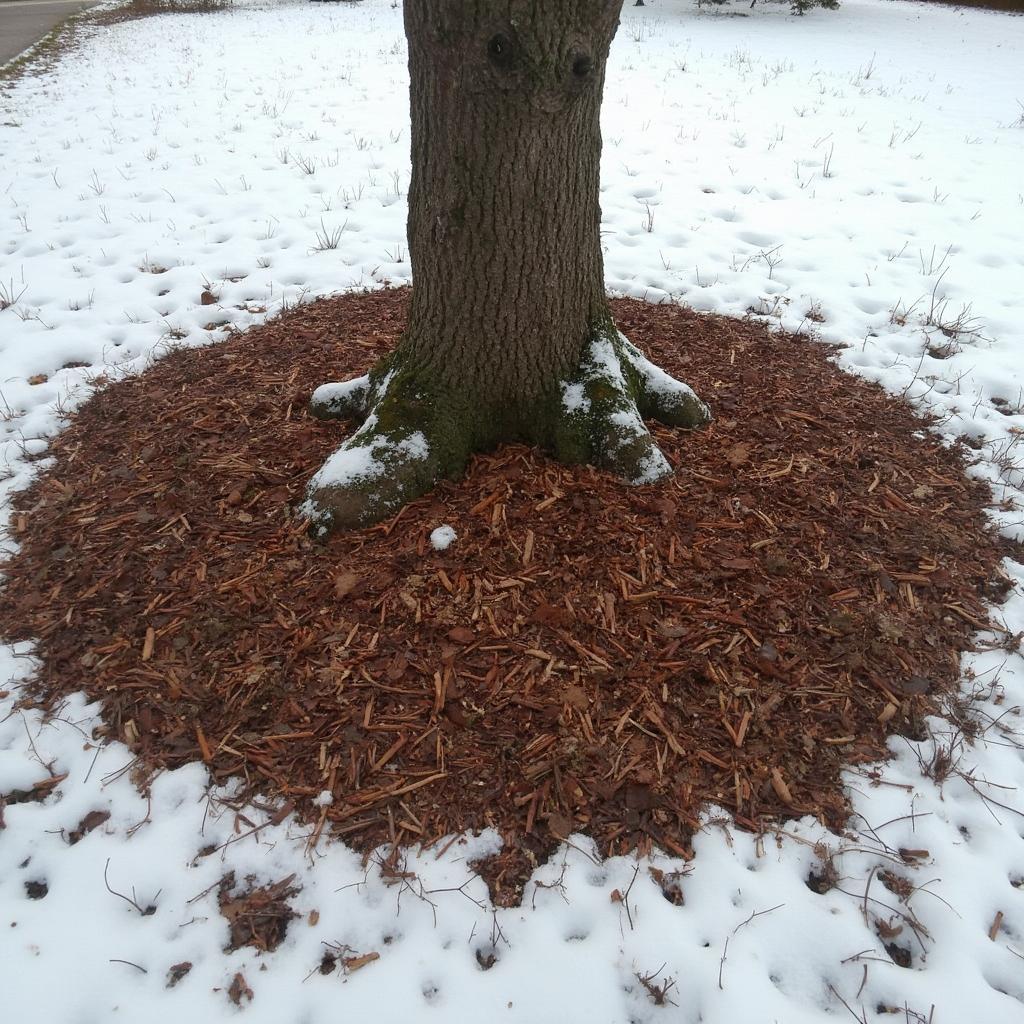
[0, 289, 1012, 905]
[218, 871, 299, 953]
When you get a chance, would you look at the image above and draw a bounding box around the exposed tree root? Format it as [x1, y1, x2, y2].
[303, 326, 710, 534]
[554, 329, 710, 483]
[304, 360, 445, 532]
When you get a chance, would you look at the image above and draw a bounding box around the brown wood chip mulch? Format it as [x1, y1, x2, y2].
[0, 289, 1013, 905]
[218, 871, 299, 953]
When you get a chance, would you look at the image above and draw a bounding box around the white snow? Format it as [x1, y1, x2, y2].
[608, 407, 674, 483]
[588, 335, 626, 381]
[2, 0, 1024, 1021]
[561, 381, 590, 414]
[306, 422, 429, 492]
[310, 373, 370, 414]
[429, 525, 457, 551]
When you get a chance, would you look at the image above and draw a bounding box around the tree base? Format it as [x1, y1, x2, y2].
[302, 327, 710, 534]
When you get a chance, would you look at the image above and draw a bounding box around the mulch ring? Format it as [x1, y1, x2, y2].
[0, 288, 1015, 906]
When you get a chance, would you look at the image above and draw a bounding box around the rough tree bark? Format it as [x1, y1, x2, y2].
[303, 0, 709, 533]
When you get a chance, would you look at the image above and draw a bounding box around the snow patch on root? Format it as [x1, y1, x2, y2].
[561, 381, 590, 415]
[309, 374, 370, 419]
[303, 326, 709, 533]
[302, 363, 440, 534]
[310, 369, 394, 421]
[307, 418, 430, 491]
[608, 407, 672, 484]
[558, 327, 710, 485]
[301, 418, 433, 535]
[619, 332, 710, 427]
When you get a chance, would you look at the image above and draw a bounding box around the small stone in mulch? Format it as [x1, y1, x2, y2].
[218, 872, 299, 953]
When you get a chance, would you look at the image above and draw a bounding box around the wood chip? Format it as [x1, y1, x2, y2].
[342, 952, 379, 973]
[141, 627, 155, 662]
[770, 768, 795, 807]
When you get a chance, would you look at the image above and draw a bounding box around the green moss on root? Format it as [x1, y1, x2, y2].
[303, 324, 709, 534]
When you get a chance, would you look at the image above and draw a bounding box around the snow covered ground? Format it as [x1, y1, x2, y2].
[2, 0, 1024, 1020]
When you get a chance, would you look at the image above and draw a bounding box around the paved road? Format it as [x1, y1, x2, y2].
[0, 0, 97, 66]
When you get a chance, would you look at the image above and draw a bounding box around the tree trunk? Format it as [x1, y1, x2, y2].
[402, 0, 613, 408]
[303, 0, 709, 533]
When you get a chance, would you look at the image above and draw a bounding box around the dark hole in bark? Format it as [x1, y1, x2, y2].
[572, 54, 594, 78]
[487, 33, 514, 68]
